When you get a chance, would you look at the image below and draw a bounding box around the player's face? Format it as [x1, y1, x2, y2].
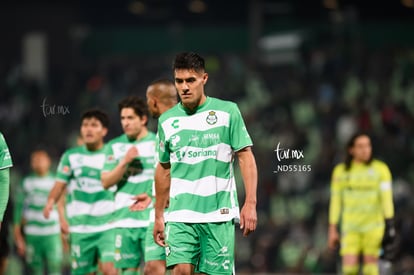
[350, 135, 372, 163]
[80, 117, 107, 145]
[146, 88, 159, 118]
[31, 151, 51, 175]
[174, 69, 208, 110]
[120, 107, 147, 139]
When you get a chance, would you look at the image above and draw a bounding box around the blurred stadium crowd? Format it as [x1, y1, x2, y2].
[2, 4, 414, 274]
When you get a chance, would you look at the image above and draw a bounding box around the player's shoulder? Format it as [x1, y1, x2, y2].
[146, 131, 157, 140]
[333, 162, 346, 173]
[159, 104, 181, 121]
[107, 134, 128, 145]
[209, 97, 238, 110]
[371, 159, 390, 170]
[64, 145, 84, 155]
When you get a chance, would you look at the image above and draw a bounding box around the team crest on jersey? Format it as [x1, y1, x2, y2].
[206, 111, 217, 125]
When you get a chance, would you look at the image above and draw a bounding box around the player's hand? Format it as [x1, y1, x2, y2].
[123, 146, 139, 164]
[328, 224, 340, 250]
[129, 193, 152, 211]
[14, 228, 26, 257]
[60, 217, 70, 235]
[43, 200, 54, 219]
[381, 218, 398, 261]
[239, 202, 257, 237]
[153, 216, 166, 247]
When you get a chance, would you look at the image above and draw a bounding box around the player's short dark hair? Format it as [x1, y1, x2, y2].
[118, 96, 149, 119]
[81, 108, 110, 128]
[173, 52, 205, 73]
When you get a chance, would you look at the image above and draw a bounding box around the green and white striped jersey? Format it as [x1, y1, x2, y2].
[14, 173, 60, 236]
[157, 96, 253, 223]
[0, 132, 12, 169]
[104, 132, 156, 228]
[56, 145, 115, 234]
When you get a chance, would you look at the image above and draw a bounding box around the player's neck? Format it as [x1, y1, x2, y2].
[128, 128, 148, 141]
[85, 141, 104, 151]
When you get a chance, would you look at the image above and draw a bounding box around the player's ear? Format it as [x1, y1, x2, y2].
[141, 115, 148, 126]
[102, 127, 108, 137]
[202, 73, 208, 84]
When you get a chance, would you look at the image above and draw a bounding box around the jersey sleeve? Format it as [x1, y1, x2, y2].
[0, 168, 10, 222]
[157, 120, 170, 163]
[13, 178, 25, 225]
[55, 151, 72, 183]
[378, 162, 394, 219]
[229, 103, 253, 151]
[0, 133, 13, 169]
[329, 164, 344, 225]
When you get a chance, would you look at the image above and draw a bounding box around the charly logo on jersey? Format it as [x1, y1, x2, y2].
[171, 119, 179, 129]
[206, 111, 218, 125]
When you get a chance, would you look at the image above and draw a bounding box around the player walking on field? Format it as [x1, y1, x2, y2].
[328, 132, 396, 275]
[101, 96, 156, 275]
[44, 109, 117, 275]
[14, 150, 65, 275]
[129, 78, 178, 275]
[154, 52, 258, 275]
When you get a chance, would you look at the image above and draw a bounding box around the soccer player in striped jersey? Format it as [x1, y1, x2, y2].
[0, 132, 12, 275]
[153, 52, 258, 275]
[101, 96, 156, 274]
[43, 109, 117, 275]
[0, 132, 12, 230]
[14, 150, 64, 275]
[129, 78, 178, 275]
[328, 133, 396, 275]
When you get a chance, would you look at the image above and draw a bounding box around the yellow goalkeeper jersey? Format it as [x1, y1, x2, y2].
[329, 159, 394, 233]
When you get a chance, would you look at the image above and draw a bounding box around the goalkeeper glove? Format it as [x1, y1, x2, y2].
[381, 218, 398, 261]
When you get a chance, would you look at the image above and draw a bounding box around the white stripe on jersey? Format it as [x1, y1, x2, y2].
[112, 141, 156, 160]
[70, 223, 115, 233]
[25, 224, 61, 236]
[68, 153, 106, 170]
[170, 143, 233, 164]
[169, 176, 235, 198]
[112, 218, 150, 228]
[166, 208, 240, 223]
[24, 209, 59, 223]
[66, 200, 114, 218]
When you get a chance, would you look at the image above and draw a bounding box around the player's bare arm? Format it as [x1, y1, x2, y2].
[153, 162, 171, 247]
[101, 146, 138, 189]
[57, 192, 69, 234]
[43, 181, 66, 219]
[236, 146, 258, 237]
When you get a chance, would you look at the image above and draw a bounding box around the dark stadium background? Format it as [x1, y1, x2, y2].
[1, 0, 414, 274]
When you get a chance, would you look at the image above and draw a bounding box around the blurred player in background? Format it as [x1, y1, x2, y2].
[0, 132, 12, 230]
[328, 132, 396, 275]
[0, 132, 12, 275]
[101, 96, 156, 274]
[44, 109, 117, 275]
[13, 150, 64, 275]
[129, 78, 177, 275]
[153, 52, 258, 275]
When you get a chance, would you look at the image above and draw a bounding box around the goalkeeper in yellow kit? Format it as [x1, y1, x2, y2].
[328, 133, 396, 275]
